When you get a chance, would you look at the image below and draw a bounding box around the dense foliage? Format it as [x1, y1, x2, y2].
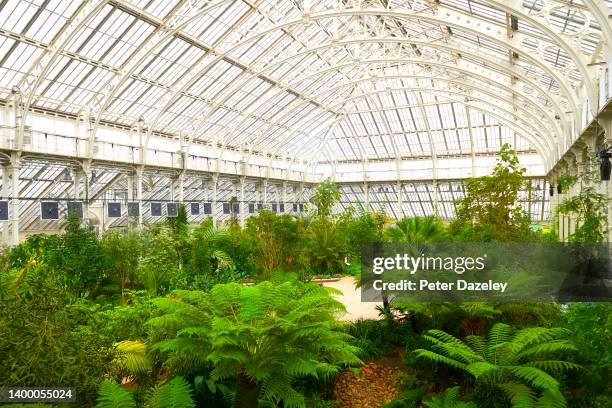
[148, 281, 361, 408]
[0, 146, 609, 407]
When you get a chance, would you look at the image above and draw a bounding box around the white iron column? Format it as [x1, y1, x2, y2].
[238, 176, 246, 227]
[281, 181, 288, 213]
[466, 106, 477, 177]
[432, 154, 440, 217]
[177, 172, 184, 203]
[10, 152, 20, 245]
[127, 173, 134, 201]
[397, 181, 404, 219]
[211, 173, 219, 226]
[2, 165, 12, 244]
[136, 166, 144, 228]
[262, 179, 268, 206]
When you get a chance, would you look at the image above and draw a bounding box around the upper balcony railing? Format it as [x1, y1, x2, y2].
[0, 125, 313, 184]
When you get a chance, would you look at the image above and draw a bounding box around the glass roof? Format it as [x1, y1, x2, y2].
[0, 0, 610, 167]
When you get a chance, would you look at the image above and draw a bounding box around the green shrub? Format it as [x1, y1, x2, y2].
[0, 260, 110, 406]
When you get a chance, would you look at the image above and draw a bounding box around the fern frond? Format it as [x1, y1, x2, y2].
[523, 360, 581, 372]
[507, 366, 559, 390]
[517, 340, 577, 360]
[96, 381, 135, 408]
[414, 349, 468, 370]
[146, 376, 195, 408]
[466, 361, 499, 379]
[497, 381, 536, 407]
[534, 389, 567, 408]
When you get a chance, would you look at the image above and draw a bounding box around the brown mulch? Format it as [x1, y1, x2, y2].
[333, 362, 402, 408]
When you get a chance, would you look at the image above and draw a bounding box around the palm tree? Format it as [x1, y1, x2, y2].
[414, 323, 580, 407]
[385, 215, 446, 243]
[356, 216, 446, 316]
[190, 220, 233, 276]
[147, 281, 362, 408]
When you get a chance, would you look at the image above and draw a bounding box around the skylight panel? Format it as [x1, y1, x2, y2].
[26, 1, 79, 43]
[0, 0, 41, 32]
[143, 0, 182, 19]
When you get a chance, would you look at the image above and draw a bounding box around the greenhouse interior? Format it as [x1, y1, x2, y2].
[0, 0, 611, 407]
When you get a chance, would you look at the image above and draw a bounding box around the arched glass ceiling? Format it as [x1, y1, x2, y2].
[0, 0, 610, 170]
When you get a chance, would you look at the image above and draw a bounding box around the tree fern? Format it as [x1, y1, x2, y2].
[414, 323, 579, 407]
[146, 376, 195, 408]
[96, 381, 136, 408]
[147, 281, 362, 408]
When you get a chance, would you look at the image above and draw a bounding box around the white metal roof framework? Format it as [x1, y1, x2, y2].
[0, 0, 610, 232]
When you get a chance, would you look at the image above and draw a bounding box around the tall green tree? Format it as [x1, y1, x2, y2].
[245, 210, 299, 278]
[53, 214, 105, 296]
[139, 226, 180, 295]
[101, 228, 141, 296]
[147, 281, 362, 408]
[309, 178, 340, 218]
[452, 144, 531, 242]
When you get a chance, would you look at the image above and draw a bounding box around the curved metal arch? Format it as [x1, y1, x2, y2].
[582, 0, 612, 56]
[142, 5, 584, 149]
[219, 59, 560, 156]
[205, 47, 565, 161]
[344, 76, 552, 140]
[16, 0, 110, 150]
[483, 0, 598, 104]
[177, 34, 574, 155]
[89, 0, 234, 144]
[293, 7, 586, 109]
[286, 85, 552, 166]
[255, 81, 552, 168]
[236, 67, 557, 164]
[252, 80, 551, 173]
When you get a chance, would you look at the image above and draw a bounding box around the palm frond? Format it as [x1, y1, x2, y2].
[112, 340, 152, 377]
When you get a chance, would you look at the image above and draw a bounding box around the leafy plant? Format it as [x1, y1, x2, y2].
[101, 228, 141, 296]
[383, 387, 427, 408]
[563, 303, 611, 407]
[245, 210, 299, 278]
[147, 281, 362, 408]
[556, 186, 607, 243]
[54, 213, 106, 296]
[303, 217, 349, 276]
[139, 226, 180, 295]
[111, 340, 152, 382]
[414, 323, 580, 407]
[0, 259, 110, 406]
[451, 144, 532, 242]
[423, 387, 475, 408]
[190, 219, 233, 278]
[96, 377, 195, 408]
[344, 206, 385, 257]
[385, 216, 446, 243]
[96, 381, 136, 408]
[146, 376, 195, 408]
[310, 178, 340, 218]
